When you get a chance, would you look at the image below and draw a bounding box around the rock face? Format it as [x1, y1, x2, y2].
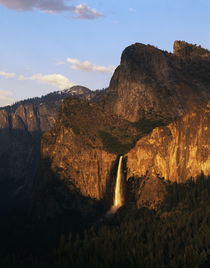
[33, 41, 210, 217]
[41, 130, 116, 200]
[2, 41, 209, 218]
[103, 41, 210, 122]
[126, 101, 210, 183]
[33, 97, 142, 218]
[0, 86, 100, 210]
[173, 40, 210, 59]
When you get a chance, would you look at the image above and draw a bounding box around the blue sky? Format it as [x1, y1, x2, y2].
[0, 0, 210, 106]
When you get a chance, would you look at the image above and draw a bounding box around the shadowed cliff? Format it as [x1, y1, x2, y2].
[0, 86, 108, 214]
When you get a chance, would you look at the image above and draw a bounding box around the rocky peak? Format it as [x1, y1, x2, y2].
[103, 41, 210, 123]
[61, 85, 92, 97]
[121, 43, 171, 80]
[173, 40, 210, 60]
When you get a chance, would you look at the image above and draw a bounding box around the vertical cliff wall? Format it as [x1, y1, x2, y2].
[36, 97, 141, 197]
[0, 102, 59, 182]
[41, 128, 116, 200]
[126, 101, 210, 183]
[0, 86, 98, 212]
[103, 41, 210, 123]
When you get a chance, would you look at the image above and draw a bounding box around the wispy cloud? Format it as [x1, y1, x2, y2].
[56, 60, 66, 65]
[0, 0, 103, 19]
[19, 73, 75, 89]
[0, 89, 15, 107]
[0, 71, 16, 79]
[66, 57, 116, 73]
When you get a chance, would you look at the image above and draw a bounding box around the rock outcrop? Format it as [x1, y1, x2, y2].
[173, 40, 210, 60]
[127, 176, 167, 209]
[0, 86, 103, 210]
[32, 97, 143, 218]
[126, 101, 210, 183]
[103, 41, 210, 122]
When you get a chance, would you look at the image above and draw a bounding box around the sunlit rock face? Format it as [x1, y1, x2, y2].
[33, 41, 210, 217]
[34, 137, 116, 219]
[41, 128, 116, 200]
[173, 40, 210, 59]
[103, 41, 210, 123]
[36, 97, 140, 205]
[126, 101, 210, 183]
[0, 86, 100, 211]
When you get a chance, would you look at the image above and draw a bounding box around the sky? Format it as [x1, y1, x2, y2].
[0, 0, 210, 107]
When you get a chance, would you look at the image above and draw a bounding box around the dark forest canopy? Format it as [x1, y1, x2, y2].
[0, 175, 209, 268]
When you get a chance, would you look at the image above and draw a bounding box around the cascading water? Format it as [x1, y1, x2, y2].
[107, 155, 123, 215]
[113, 155, 123, 208]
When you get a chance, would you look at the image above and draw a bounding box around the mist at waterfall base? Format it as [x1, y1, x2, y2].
[107, 156, 124, 215]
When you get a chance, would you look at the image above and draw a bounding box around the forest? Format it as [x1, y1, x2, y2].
[0, 174, 209, 268]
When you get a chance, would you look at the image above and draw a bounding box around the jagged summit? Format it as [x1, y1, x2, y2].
[120, 42, 171, 81]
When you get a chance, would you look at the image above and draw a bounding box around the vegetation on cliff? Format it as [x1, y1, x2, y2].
[48, 97, 154, 155]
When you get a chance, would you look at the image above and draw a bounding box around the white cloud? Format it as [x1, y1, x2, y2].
[0, 89, 15, 107]
[72, 3, 103, 19]
[66, 57, 116, 73]
[29, 73, 75, 89]
[0, 0, 103, 19]
[19, 73, 75, 89]
[66, 58, 80, 65]
[0, 71, 16, 79]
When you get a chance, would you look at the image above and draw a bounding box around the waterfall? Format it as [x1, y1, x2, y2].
[113, 155, 123, 208]
[107, 155, 123, 215]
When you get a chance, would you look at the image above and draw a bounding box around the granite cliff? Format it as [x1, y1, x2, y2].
[125, 101, 210, 208]
[126, 101, 210, 182]
[0, 86, 104, 211]
[32, 41, 210, 217]
[103, 41, 210, 122]
[32, 97, 144, 218]
[173, 40, 210, 60]
[34, 99, 210, 215]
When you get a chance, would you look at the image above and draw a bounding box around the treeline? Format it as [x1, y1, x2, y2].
[0, 91, 70, 111]
[0, 87, 108, 111]
[1, 175, 210, 267]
